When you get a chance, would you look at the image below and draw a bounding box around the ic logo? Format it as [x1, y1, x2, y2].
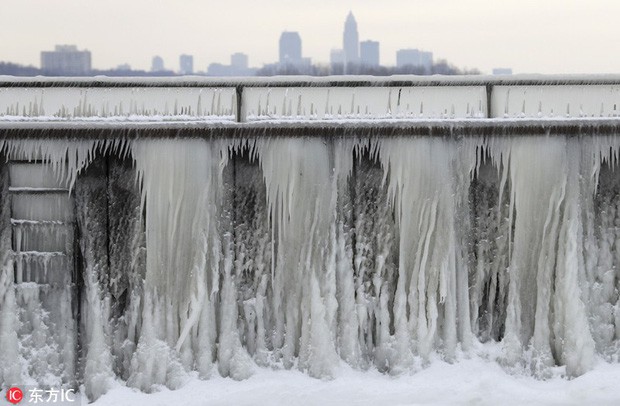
[6, 387, 23, 404]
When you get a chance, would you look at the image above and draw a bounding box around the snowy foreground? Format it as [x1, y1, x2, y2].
[94, 345, 620, 406]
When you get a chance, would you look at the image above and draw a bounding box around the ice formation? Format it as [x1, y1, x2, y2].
[0, 134, 620, 401]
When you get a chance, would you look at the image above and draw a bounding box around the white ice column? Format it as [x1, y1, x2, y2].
[499, 137, 596, 377]
[378, 137, 472, 369]
[129, 139, 251, 390]
[257, 138, 340, 378]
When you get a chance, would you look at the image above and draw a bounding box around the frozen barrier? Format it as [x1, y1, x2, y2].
[492, 85, 620, 118]
[242, 86, 487, 121]
[2, 75, 620, 123]
[0, 86, 236, 120]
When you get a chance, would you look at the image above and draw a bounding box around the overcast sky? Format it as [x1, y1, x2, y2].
[1, 0, 619, 74]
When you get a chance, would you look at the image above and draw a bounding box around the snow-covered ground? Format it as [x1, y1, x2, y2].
[94, 345, 620, 406]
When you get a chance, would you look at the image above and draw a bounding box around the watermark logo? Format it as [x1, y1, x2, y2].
[6, 388, 22, 404]
[3, 387, 80, 405]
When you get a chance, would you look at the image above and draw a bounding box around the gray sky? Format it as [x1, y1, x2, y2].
[1, 0, 619, 74]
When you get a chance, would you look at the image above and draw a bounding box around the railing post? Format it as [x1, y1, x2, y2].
[486, 84, 493, 118]
[236, 85, 243, 123]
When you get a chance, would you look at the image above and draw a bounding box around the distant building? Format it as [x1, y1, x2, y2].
[396, 49, 433, 71]
[343, 12, 359, 65]
[151, 56, 165, 72]
[41, 45, 91, 75]
[360, 40, 380, 67]
[207, 63, 230, 76]
[329, 49, 346, 75]
[330, 49, 345, 66]
[207, 53, 257, 76]
[279, 32, 302, 65]
[115, 63, 132, 71]
[492, 68, 513, 75]
[179, 54, 193, 75]
[231, 53, 249, 70]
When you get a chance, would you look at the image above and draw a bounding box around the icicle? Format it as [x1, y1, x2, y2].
[0, 132, 618, 397]
[256, 138, 339, 377]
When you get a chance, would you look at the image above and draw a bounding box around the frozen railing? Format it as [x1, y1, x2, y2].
[0, 86, 236, 121]
[2, 74, 620, 124]
[242, 86, 487, 120]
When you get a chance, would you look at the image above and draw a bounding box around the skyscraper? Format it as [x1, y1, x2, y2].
[360, 40, 380, 67]
[179, 54, 193, 75]
[151, 56, 165, 72]
[330, 49, 345, 66]
[330, 49, 346, 74]
[343, 12, 359, 65]
[41, 45, 91, 75]
[231, 53, 249, 70]
[279, 32, 302, 65]
[396, 49, 433, 71]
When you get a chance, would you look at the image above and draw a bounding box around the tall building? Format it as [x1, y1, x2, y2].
[207, 52, 256, 76]
[329, 49, 346, 75]
[396, 49, 433, 71]
[343, 12, 359, 65]
[151, 56, 165, 72]
[360, 40, 380, 67]
[330, 49, 346, 66]
[231, 53, 249, 70]
[41, 45, 91, 75]
[279, 32, 302, 65]
[179, 54, 193, 75]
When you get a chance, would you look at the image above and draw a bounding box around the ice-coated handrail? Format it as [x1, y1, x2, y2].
[4, 74, 620, 87]
[2, 74, 620, 125]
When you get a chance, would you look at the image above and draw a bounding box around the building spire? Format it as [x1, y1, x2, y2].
[343, 11, 359, 65]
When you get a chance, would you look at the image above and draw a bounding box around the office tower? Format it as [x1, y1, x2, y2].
[231, 53, 249, 70]
[40, 45, 91, 75]
[360, 40, 380, 66]
[419, 51, 433, 71]
[343, 12, 359, 64]
[396, 49, 433, 71]
[179, 54, 194, 75]
[151, 56, 165, 72]
[279, 32, 302, 65]
[330, 49, 346, 66]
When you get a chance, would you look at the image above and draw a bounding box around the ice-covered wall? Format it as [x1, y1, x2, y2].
[0, 134, 619, 402]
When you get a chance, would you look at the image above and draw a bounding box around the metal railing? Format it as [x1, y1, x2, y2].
[2, 75, 620, 136]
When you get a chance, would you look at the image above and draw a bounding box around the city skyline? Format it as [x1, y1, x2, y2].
[29, 13, 438, 76]
[2, 1, 620, 74]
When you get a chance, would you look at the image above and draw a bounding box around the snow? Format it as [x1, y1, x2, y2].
[92, 345, 620, 406]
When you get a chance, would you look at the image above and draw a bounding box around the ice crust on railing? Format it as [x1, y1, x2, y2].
[0, 87, 236, 121]
[2, 80, 620, 122]
[493, 85, 620, 118]
[242, 86, 487, 121]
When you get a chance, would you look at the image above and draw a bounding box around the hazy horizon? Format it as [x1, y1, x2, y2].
[2, 0, 619, 74]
